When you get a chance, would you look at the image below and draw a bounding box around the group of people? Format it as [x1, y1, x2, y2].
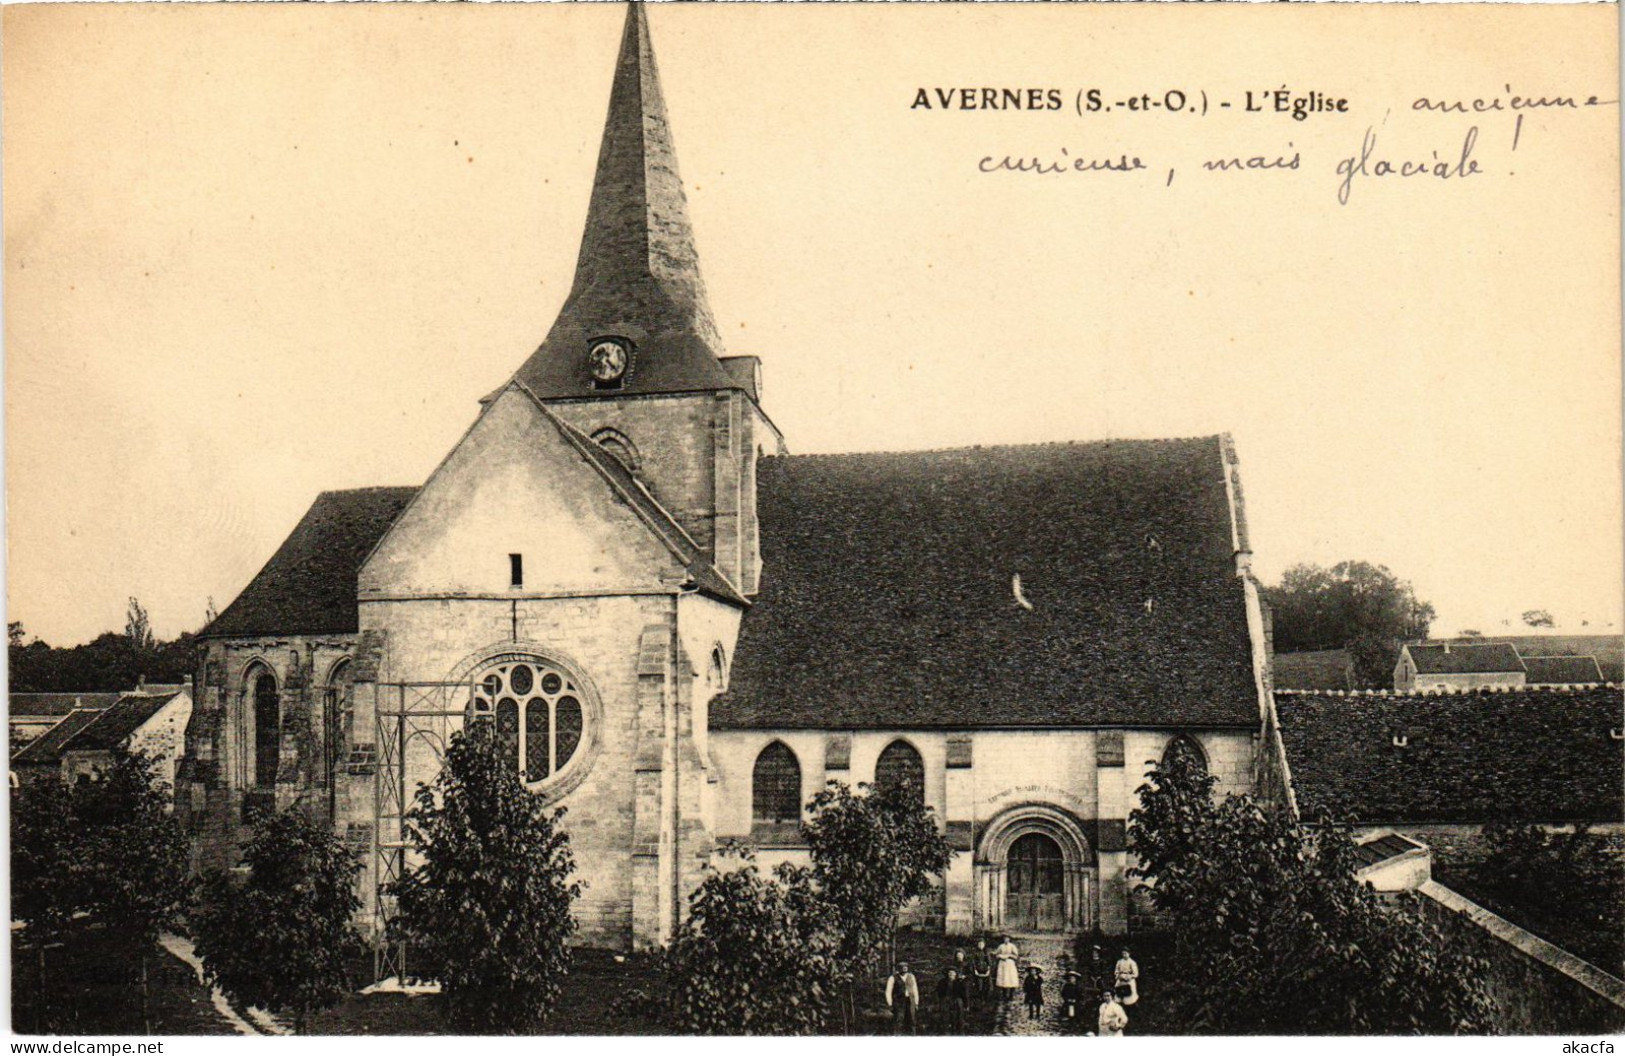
[883, 936, 1142, 1036]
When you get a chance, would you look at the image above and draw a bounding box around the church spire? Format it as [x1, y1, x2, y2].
[512, 3, 739, 400]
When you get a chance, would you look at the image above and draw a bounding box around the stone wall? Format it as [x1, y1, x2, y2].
[1417, 880, 1625, 1034]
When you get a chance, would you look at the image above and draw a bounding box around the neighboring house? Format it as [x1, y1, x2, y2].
[1522, 655, 1606, 686]
[10, 685, 193, 791]
[1394, 641, 1610, 691]
[177, 5, 1274, 949]
[1394, 642, 1527, 692]
[9, 692, 120, 751]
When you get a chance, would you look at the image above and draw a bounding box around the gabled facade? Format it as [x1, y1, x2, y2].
[179, 4, 1273, 950]
[1394, 641, 1527, 692]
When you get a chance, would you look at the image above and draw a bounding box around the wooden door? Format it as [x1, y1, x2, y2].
[1005, 832, 1065, 931]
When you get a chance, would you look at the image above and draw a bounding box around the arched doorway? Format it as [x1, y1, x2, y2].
[1006, 832, 1065, 931]
[976, 804, 1095, 933]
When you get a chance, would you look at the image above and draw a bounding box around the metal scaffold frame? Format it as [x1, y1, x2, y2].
[373, 680, 466, 982]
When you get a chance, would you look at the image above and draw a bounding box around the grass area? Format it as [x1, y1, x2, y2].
[11, 926, 236, 1036]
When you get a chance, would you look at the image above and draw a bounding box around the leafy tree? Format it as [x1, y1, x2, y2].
[8, 626, 200, 692]
[387, 724, 581, 1033]
[803, 780, 955, 1029]
[11, 780, 87, 1029]
[1474, 821, 1624, 973]
[125, 596, 154, 651]
[1263, 561, 1435, 686]
[1458, 629, 1483, 638]
[192, 807, 367, 1033]
[74, 750, 191, 1033]
[1128, 749, 1493, 1034]
[660, 849, 844, 1035]
[1521, 609, 1556, 629]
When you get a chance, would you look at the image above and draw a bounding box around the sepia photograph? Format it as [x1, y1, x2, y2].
[4, 0, 1621, 1041]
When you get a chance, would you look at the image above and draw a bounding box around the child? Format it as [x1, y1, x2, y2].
[1060, 969, 1083, 1024]
[1021, 964, 1045, 1020]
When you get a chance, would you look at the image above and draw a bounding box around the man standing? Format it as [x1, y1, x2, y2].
[886, 961, 920, 1035]
[938, 966, 969, 1033]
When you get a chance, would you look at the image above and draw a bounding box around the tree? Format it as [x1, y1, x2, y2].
[71, 750, 191, 1033]
[802, 780, 955, 1029]
[386, 724, 581, 1033]
[11, 780, 87, 1030]
[1521, 609, 1556, 629]
[1475, 821, 1623, 973]
[1458, 629, 1483, 638]
[1263, 561, 1436, 687]
[192, 807, 367, 1033]
[125, 596, 154, 652]
[1128, 750, 1493, 1033]
[660, 849, 844, 1035]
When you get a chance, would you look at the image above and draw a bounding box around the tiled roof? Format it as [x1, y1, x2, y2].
[204, 487, 418, 639]
[11, 708, 105, 766]
[9, 693, 120, 719]
[67, 693, 180, 752]
[1273, 650, 1351, 691]
[1353, 832, 1424, 869]
[512, 6, 741, 403]
[713, 436, 1260, 729]
[1406, 642, 1524, 675]
[1275, 687, 1624, 824]
[1522, 655, 1605, 685]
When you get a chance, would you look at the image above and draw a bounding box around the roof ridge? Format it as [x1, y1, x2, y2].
[767, 435, 1224, 461]
[1276, 683, 1620, 698]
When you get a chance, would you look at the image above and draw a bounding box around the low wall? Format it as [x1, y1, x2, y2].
[1418, 880, 1625, 1034]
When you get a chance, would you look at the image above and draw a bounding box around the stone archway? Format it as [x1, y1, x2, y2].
[977, 803, 1095, 934]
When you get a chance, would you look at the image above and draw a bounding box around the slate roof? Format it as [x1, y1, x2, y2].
[11, 708, 106, 766]
[204, 487, 418, 639]
[511, 5, 742, 403]
[1405, 642, 1524, 675]
[1275, 687, 1625, 824]
[712, 436, 1261, 729]
[1273, 650, 1351, 691]
[68, 693, 180, 752]
[1522, 655, 1605, 685]
[9, 693, 120, 718]
[1353, 833, 1424, 869]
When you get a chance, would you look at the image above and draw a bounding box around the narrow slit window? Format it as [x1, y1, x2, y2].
[510, 553, 524, 588]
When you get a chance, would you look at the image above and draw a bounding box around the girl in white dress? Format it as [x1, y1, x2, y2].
[993, 936, 1021, 1002]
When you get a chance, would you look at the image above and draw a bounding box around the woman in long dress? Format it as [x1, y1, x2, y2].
[1114, 948, 1140, 1006]
[993, 935, 1021, 1002]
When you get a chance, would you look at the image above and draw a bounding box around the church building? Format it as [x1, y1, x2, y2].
[178, 5, 1277, 951]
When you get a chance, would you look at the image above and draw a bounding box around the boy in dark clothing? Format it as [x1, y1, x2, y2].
[1021, 965, 1045, 1020]
[1060, 969, 1084, 1026]
[937, 967, 969, 1033]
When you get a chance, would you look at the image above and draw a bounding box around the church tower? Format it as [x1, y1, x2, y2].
[515, 3, 781, 597]
[347, 3, 773, 949]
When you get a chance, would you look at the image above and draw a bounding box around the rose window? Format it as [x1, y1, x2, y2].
[468, 659, 585, 784]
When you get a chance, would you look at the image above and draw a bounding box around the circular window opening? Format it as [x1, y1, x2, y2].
[468, 658, 587, 785]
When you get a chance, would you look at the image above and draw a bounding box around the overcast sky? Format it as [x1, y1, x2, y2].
[5, 3, 1619, 646]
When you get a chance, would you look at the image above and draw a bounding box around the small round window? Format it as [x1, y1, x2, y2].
[468, 658, 585, 784]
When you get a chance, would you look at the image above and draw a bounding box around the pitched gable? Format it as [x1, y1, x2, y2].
[1406, 642, 1525, 675]
[361, 386, 739, 602]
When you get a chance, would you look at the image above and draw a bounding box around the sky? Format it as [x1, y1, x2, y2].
[4, 2, 1619, 647]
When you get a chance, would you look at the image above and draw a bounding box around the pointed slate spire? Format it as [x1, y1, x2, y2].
[513, 3, 739, 400]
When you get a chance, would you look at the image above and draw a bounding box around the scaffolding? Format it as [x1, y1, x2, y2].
[373, 680, 467, 982]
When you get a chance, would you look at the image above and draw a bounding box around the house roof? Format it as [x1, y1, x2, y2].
[9, 693, 121, 719]
[1522, 655, 1605, 685]
[1353, 832, 1424, 870]
[204, 487, 418, 639]
[1273, 650, 1351, 691]
[712, 436, 1261, 729]
[1275, 686, 1624, 824]
[11, 708, 106, 765]
[510, 5, 742, 403]
[1405, 642, 1524, 675]
[67, 693, 181, 753]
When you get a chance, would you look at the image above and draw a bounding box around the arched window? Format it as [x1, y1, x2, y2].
[248, 665, 280, 788]
[1161, 733, 1208, 775]
[707, 645, 727, 692]
[324, 658, 354, 783]
[590, 428, 640, 473]
[468, 657, 586, 785]
[752, 741, 801, 825]
[875, 738, 924, 800]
